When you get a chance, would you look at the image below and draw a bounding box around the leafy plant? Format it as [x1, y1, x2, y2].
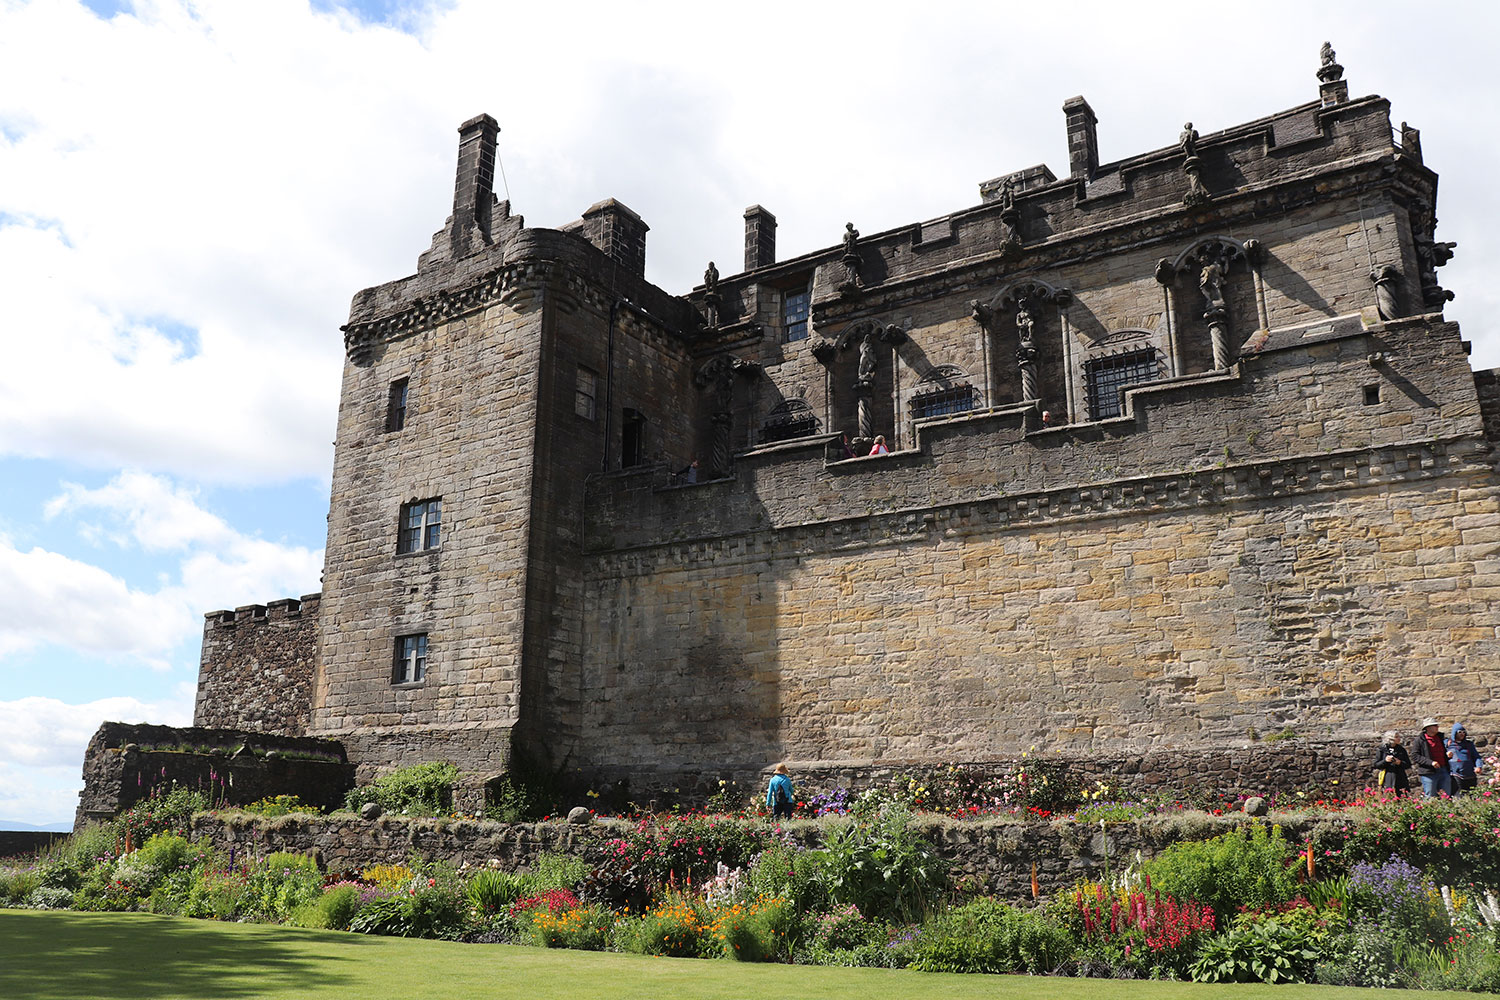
[1190, 918, 1322, 983]
[465, 869, 527, 917]
[911, 897, 1073, 974]
[290, 883, 369, 930]
[343, 761, 459, 817]
[240, 795, 320, 817]
[822, 805, 947, 924]
[1141, 823, 1298, 918]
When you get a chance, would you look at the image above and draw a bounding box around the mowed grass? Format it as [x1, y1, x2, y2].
[0, 909, 1477, 1000]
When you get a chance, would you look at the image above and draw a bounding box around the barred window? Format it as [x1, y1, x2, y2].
[911, 383, 977, 419]
[398, 498, 442, 553]
[782, 287, 810, 342]
[1085, 349, 1159, 420]
[394, 633, 428, 684]
[911, 366, 978, 420]
[761, 399, 820, 443]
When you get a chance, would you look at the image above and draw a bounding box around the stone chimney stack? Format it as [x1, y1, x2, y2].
[451, 114, 499, 258]
[581, 199, 649, 276]
[744, 205, 777, 271]
[1062, 97, 1099, 180]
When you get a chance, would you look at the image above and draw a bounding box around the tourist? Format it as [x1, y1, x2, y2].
[868, 435, 889, 456]
[1372, 729, 1411, 794]
[1411, 718, 1452, 797]
[1448, 722, 1481, 795]
[766, 763, 795, 820]
[840, 434, 856, 460]
[676, 458, 699, 484]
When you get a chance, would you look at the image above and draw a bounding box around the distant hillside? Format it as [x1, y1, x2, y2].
[0, 819, 72, 833]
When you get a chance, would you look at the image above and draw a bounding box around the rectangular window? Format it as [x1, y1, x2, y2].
[911, 384, 977, 420]
[393, 633, 428, 684]
[1085, 349, 1159, 420]
[397, 498, 442, 553]
[386, 378, 409, 432]
[575, 366, 597, 420]
[782, 287, 811, 343]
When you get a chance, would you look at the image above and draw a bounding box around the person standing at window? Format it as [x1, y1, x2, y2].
[868, 435, 889, 456]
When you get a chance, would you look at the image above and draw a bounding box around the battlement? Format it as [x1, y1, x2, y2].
[204, 592, 321, 629]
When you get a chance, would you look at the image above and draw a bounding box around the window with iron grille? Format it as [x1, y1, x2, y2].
[393, 633, 428, 684]
[386, 377, 409, 432]
[911, 383, 977, 420]
[1085, 349, 1159, 419]
[761, 399, 820, 443]
[397, 498, 442, 554]
[782, 287, 810, 342]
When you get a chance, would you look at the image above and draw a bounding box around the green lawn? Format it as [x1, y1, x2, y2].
[0, 909, 1481, 1000]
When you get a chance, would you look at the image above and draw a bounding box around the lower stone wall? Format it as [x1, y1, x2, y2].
[185, 811, 1317, 901]
[0, 831, 67, 858]
[565, 737, 1398, 814]
[76, 723, 353, 828]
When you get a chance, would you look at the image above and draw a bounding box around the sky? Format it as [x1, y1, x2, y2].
[2, 0, 1498, 829]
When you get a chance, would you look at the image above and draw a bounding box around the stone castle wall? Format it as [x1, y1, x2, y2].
[194, 595, 320, 735]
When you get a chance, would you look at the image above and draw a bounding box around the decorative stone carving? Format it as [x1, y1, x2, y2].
[836, 320, 904, 448]
[694, 354, 762, 475]
[1179, 122, 1211, 207]
[1411, 204, 1457, 306]
[974, 280, 1070, 407]
[1371, 264, 1402, 321]
[997, 179, 1023, 258]
[1159, 238, 1249, 370]
[838, 222, 862, 293]
[702, 260, 720, 328]
[810, 338, 837, 364]
[1317, 41, 1343, 82]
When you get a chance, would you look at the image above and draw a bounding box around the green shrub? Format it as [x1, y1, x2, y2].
[1141, 823, 1298, 917]
[181, 866, 250, 920]
[911, 897, 1073, 974]
[349, 859, 467, 939]
[349, 895, 410, 935]
[1189, 918, 1323, 983]
[531, 852, 589, 893]
[241, 795, 320, 817]
[466, 868, 527, 917]
[1314, 794, 1500, 885]
[1313, 919, 1403, 987]
[746, 843, 828, 913]
[518, 902, 614, 950]
[0, 867, 42, 905]
[25, 886, 74, 909]
[618, 894, 711, 958]
[823, 806, 947, 924]
[242, 851, 323, 922]
[343, 761, 459, 817]
[289, 883, 367, 930]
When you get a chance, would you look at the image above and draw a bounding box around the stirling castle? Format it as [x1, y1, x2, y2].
[79, 48, 1500, 818]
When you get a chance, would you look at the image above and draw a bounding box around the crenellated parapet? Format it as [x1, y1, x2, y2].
[196, 592, 321, 736]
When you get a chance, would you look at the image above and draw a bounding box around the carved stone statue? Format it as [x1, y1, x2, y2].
[998, 178, 1016, 214]
[702, 260, 721, 327]
[858, 329, 878, 382]
[1320, 41, 1335, 68]
[1179, 122, 1199, 161]
[1199, 261, 1227, 311]
[1371, 264, 1402, 321]
[1015, 297, 1036, 346]
[842, 223, 859, 259]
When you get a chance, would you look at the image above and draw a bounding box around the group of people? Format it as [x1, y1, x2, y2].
[838, 434, 889, 458]
[1375, 719, 1483, 797]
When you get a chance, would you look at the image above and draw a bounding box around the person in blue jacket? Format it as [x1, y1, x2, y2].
[766, 763, 795, 819]
[1448, 722, 1482, 795]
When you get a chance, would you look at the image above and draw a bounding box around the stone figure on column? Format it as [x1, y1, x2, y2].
[1371, 265, 1402, 321]
[1015, 296, 1040, 402]
[1199, 260, 1232, 369]
[997, 178, 1022, 258]
[694, 354, 760, 476]
[839, 222, 862, 292]
[1180, 122, 1210, 207]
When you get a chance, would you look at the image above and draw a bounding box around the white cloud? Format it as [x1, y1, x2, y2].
[0, 472, 322, 666]
[0, 687, 195, 828]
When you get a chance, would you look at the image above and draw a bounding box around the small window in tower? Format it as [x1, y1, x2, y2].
[1084, 349, 1160, 420]
[393, 633, 428, 684]
[782, 287, 811, 343]
[575, 366, 597, 420]
[1363, 384, 1381, 406]
[386, 378, 409, 432]
[397, 498, 442, 554]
